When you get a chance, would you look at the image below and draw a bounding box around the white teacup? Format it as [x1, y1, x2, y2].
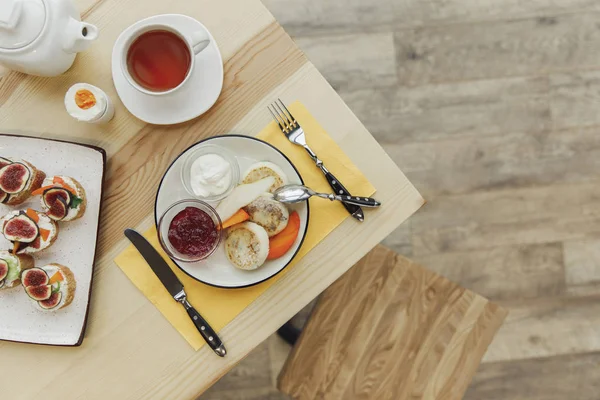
[120, 23, 211, 96]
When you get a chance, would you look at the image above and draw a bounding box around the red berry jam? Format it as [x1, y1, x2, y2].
[168, 207, 219, 258]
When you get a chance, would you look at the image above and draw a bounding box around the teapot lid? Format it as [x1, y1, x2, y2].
[0, 0, 46, 50]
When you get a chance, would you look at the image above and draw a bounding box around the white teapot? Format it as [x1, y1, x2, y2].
[0, 0, 98, 77]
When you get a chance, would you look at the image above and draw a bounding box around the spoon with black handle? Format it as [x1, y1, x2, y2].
[273, 184, 381, 208]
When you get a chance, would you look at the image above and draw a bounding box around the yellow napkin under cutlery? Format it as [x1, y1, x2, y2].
[114, 102, 375, 350]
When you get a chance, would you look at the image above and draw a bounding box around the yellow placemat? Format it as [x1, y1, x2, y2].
[114, 102, 375, 350]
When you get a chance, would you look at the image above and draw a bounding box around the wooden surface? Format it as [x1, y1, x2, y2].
[200, 1, 600, 399]
[277, 246, 507, 400]
[0, 1, 424, 399]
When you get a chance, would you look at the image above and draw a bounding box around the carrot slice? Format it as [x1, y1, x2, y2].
[39, 228, 50, 242]
[267, 211, 301, 260]
[25, 208, 39, 223]
[48, 271, 63, 284]
[53, 177, 77, 195]
[32, 183, 77, 196]
[221, 209, 250, 229]
[31, 185, 55, 196]
[12, 241, 19, 254]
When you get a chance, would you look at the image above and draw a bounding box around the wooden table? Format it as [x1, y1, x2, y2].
[0, 0, 424, 399]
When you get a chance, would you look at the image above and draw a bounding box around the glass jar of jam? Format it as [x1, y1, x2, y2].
[158, 200, 222, 262]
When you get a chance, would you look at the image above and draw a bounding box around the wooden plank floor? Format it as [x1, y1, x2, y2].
[201, 1, 600, 398]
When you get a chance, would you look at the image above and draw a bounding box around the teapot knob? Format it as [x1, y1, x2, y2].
[0, 0, 23, 30]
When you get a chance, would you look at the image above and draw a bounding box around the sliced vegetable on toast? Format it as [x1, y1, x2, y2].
[0, 159, 45, 206]
[0, 250, 34, 289]
[22, 264, 76, 311]
[1, 209, 59, 254]
[34, 176, 87, 221]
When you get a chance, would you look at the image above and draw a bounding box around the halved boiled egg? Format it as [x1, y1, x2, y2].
[64, 83, 108, 122]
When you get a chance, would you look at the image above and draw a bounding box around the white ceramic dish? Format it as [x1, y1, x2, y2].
[0, 134, 105, 346]
[111, 14, 224, 125]
[155, 135, 309, 288]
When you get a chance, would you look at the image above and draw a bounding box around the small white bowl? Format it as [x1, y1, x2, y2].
[180, 144, 240, 202]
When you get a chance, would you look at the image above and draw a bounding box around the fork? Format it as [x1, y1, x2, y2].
[268, 99, 365, 222]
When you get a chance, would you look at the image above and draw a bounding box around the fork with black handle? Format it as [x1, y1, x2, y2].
[268, 99, 366, 222]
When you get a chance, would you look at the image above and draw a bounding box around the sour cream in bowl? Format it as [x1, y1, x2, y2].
[181, 144, 240, 201]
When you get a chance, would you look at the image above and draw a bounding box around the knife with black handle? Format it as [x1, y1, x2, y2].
[124, 229, 226, 357]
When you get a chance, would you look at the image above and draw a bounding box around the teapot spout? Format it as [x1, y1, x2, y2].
[63, 17, 99, 53]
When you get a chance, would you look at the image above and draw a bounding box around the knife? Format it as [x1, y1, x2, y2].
[124, 229, 227, 357]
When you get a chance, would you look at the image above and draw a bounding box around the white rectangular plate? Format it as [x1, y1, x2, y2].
[0, 134, 105, 346]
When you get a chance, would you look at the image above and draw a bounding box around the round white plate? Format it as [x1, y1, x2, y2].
[111, 14, 224, 125]
[155, 135, 309, 288]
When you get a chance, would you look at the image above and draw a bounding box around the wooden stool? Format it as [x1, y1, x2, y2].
[278, 245, 507, 400]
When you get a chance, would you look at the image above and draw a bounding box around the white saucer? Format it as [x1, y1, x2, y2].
[155, 136, 310, 289]
[111, 14, 224, 125]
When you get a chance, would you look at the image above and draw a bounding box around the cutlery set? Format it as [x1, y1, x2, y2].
[125, 100, 380, 357]
[268, 99, 374, 222]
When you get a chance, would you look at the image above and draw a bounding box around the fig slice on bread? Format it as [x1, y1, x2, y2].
[25, 264, 76, 311]
[21, 268, 49, 287]
[25, 284, 52, 301]
[35, 176, 87, 222]
[0, 157, 12, 169]
[0, 259, 8, 282]
[3, 214, 39, 243]
[2, 210, 58, 255]
[0, 258, 8, 288]
[0, 251, 34, 289]
[0, 191, 8, 204]
[39, 292, 62, 310]
[43, 188, 70, 221]
[0, 162, 31, 194]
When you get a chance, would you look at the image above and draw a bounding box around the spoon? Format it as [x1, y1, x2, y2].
[273, 185, 381, 208]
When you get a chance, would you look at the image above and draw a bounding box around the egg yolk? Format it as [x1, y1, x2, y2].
[75, 89, 97, 110]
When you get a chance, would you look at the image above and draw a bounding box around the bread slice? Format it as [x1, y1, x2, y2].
[5, 160, 46, 206]
[1, 210, 59, 255]
[36, 264, 76, 311]
[0, 251, 34, 289]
